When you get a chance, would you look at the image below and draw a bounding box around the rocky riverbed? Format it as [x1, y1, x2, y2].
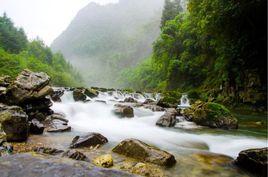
[0, 70, 267, 177]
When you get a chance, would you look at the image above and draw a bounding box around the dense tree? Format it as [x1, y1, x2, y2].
[0, 13, 27, 53]
[161, 0, 183, 28]
[0, 14, 84, 87]
[122, 0, 267, 108]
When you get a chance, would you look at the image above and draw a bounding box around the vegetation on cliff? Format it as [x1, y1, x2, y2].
[120, 0, 267, 110]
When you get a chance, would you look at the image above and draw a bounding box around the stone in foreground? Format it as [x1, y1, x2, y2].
[112, 139, 176, 167]
[0, 153, 136, 177]
[235, 147, 267, 177]
[70, 132, 108, 148]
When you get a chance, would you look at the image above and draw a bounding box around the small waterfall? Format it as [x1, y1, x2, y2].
[178, 94, 190, 108]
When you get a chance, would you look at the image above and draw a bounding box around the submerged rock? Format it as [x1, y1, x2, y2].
[112, 139, 176, 167]
[235, 147, 267, 177]
[34, 147, 64, 155]
[0, 153, 136, 177]
[182, 101, 238, 129]
[93, 154, 113, 168]
[0, 104, 28, 142]
[156, 108, 178, 127]
[114, 104, 134, 118]
[70, 133, 108, 148]
[62, 150, 89, 161]
[29, 119, 44, 135]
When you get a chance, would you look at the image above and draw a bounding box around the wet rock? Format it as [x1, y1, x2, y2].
[73, 88, 87, 102]
[235, 147, 267, 177]
[22, 98, 52, 113]
[113, 139, 176, 167]
[156, 108, 178, 127]
[85, 88, 99, 98]
[70, 132, 108, 148]
[0, 104, 28, 142]
[156, 96, 178, 108]
[46, 113, 68, 123]
[124, 97, 138, 103]
[50, 88, 64, 102]
[182, 101, 238, 129]
[28, 111, 47, 121]
[29, 119, 44, 134]
[143, 99, 155, 105]
[131, 162, 164, 177]
[62, 150, 89, 161]
[34, 146, 64, 155]
[7, 69, 52, 103]
[114, 104, 134, 118]
[143, 104, 165, 112]
[93, 154, 113, 168]
[0, 153, 136, 177]
[46, 119, 71, 133]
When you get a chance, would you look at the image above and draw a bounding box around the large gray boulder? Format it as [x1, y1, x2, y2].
[156, 108, 178, 127]
[112, 139, 176, 167]
[0, 104, 28, 142]
[7, 69, 52, 104]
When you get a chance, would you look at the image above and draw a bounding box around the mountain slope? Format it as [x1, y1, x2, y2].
[51, 0, 164, 87]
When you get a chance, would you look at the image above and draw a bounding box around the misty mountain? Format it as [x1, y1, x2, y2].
[51, 0, 164, 87]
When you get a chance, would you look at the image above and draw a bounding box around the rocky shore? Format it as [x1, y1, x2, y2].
[0, 70, 267, 177]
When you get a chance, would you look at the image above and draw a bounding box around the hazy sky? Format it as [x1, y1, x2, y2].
[0, 0, 119, 45]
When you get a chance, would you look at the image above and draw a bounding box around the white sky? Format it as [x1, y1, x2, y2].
[0, 0, 119, 45]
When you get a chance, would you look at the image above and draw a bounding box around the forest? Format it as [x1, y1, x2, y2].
[120, 0, 267, 111]
[0, 13, 83, 86]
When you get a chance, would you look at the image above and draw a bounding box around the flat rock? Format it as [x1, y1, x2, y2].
[0, 153, 136, 177]
[70, 132, 108, 148]
[112, 139, 176, 167]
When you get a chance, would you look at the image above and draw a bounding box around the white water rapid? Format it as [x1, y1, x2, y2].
[52, 90, 267, 158]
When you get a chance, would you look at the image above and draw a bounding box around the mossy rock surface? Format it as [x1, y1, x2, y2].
[183, 101, 238, 129]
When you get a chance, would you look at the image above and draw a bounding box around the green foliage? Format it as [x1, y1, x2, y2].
[123, 0, 267, 108]
[0, 13, 27, 54]
[0, 14, 83, 87]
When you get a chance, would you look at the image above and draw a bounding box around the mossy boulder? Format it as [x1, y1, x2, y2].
[182, 101, 238, 129]
[93, 154, 113, 168]
[235, 147, 267, 177]
[157, 91, 181, 108]
[0, 104, 28, 142]
[85, 88, 99, 98]
[73, 88, 87, 102]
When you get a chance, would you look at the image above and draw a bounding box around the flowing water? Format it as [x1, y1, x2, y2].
[51, 90, 267, 159]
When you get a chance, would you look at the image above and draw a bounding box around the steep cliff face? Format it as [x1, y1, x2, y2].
[51, 0, 164, 87]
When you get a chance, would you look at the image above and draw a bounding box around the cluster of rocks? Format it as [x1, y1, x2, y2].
[0, 70, 69, 144]
[73, 88, 99, 102]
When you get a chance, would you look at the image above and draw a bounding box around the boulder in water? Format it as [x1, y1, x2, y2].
[143, 99, 155, 105]
[144, 104, 165, 112]
[0, 104, 28, 142]
[182, 101, 238, 129]
[156, 96, 178, 108]
[156, 108, 178, 127]
[235, 147, 267, 177]
[34, 147, 64, 155]
[29, 119, 44, 135]
[73, 88, 87, 102]
[50, 88, 65, 102]
[112, 139, 176, 167]
[70, 133, 108, 148]
[46, 119, 71, 133]
[123, 97, 138, 103]
[85, 88, 99, 98]
[114, 104, 134, 118]
[93, 154, 113, 168]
